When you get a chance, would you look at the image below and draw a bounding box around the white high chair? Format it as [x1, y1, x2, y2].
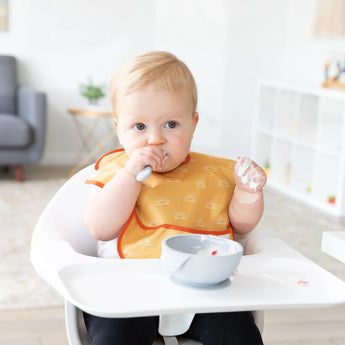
[30, 165, 263, 345]
[31, 165, 345, 345]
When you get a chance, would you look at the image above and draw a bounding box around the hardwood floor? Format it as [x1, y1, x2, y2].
[264, 305, 345, 344]
[1, 305, 345, 345]
[0, 307, 68, 345]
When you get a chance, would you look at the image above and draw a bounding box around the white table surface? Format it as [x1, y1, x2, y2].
[322, 231, 345, 264]
[55, 237, 345, 318]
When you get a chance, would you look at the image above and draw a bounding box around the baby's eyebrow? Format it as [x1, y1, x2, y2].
[126, 121, 144, 129]
[128, 117, 145, 124]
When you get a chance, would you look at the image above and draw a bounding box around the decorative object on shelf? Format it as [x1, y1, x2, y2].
[322, 54, 345, 91]
[80, 78, 106, 105]
[328, 195, 336, 205]
[312, 0, 345, 37]
[0, 0, 8, 31]
[263, 161, 270, 176]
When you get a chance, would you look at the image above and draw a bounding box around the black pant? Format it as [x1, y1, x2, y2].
[83, 311, 263, 345]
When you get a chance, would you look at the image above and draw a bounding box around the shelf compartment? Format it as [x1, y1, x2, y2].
[318, 98, 345, 152]
[270, 139, 292, 186]
[275, 90, 298, 137]
[253, 132, 272, 172]
[297, 94, 319, 145]
[290, 146, 315, 195]
[257, 86, 276, 130]
[312, 152, 340, 206]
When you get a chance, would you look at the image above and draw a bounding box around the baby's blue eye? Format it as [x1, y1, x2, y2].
[165, 121, 177, 129]
[134, 123, 146, 131]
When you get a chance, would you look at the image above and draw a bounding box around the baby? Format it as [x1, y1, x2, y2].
[83, 51, 266, 345]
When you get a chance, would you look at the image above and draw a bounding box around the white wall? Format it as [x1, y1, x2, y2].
[1, 0, 156, 164]
[154, 0, 229, 155]
[154, 0, 289, 158]
[281, 0, 345, 85]
[221, 0, 289, 158]
[1, 0, 344, 164]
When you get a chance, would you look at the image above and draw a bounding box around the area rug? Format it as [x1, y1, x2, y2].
[0, 168, 345, 310]
[0, 173, 67, 310]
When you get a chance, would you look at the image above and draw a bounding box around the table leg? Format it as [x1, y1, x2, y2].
[69, 131, 116, 176]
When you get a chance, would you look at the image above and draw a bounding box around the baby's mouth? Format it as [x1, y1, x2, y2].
[162, 151, 168, 163]
[136, 151, 168, 182]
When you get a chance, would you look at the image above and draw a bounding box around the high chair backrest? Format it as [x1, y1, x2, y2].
[32, 165, 98, 257]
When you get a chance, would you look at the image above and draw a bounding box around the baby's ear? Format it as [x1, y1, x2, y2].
[193, 112, 199, 129]
[113, 119, 123, 145]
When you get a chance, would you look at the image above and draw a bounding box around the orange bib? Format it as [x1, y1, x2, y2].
[86, 149, 236, 258]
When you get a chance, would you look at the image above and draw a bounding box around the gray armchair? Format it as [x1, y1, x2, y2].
[0, 55, 46, 181]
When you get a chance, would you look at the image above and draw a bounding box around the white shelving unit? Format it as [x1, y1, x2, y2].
[253, 80, 345, 217]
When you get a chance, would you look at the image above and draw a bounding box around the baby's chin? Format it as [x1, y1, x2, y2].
[157, 161, 184, 174]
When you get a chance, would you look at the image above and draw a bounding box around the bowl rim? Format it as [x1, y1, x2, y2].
[162, 234, 243, 257]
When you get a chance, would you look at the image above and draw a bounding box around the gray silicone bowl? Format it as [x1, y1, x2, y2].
[161, 234, 243, 286]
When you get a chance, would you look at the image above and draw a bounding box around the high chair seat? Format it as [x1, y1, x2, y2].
[31, 165, 345, 345]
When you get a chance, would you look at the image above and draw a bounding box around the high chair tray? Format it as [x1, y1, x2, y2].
[322, 231, 345, 264]
[53, 237, 345, 317]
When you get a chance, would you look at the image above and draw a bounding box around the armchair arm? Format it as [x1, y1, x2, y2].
[17, 85, 47, 162]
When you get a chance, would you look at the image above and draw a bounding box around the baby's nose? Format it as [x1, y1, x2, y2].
[148, 130, 166, 145]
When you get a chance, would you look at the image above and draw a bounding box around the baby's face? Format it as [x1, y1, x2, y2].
[114, 86, 198, 172]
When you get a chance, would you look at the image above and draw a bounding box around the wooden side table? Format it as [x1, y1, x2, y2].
[68, 108, 116, 176]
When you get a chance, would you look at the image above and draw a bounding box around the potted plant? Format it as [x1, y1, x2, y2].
[80, 78, 106, 105]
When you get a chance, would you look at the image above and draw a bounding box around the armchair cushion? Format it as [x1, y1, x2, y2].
[0, 114, 32, 148]
[0, 56, 16, 114]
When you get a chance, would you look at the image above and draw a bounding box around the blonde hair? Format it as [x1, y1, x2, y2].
[110, 51, 198, 117]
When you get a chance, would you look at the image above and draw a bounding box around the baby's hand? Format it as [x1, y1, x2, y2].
[124, 146, 166, 178]
[234, 156, 267, 193]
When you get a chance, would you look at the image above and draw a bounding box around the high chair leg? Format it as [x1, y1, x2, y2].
[163, 336, 178, 345]
[65, 300, 90, 345]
